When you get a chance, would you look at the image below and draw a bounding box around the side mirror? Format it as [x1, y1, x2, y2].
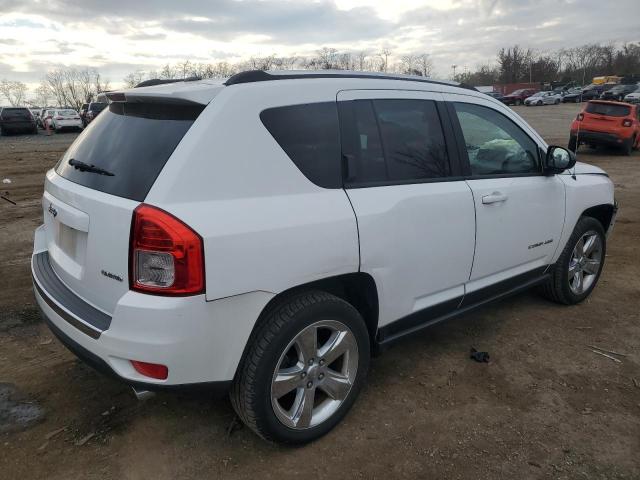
[545, 146, 576, 174]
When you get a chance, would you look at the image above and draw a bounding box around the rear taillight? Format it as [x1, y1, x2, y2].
[129, 204, 204, 295]
[622, 119, 633, 127]
[577, 113, 584, 121]
[55, 116, 63, 120]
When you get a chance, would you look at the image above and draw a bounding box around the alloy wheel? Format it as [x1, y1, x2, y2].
[271, 320, 358, 430]
[568, 230, 602, 295]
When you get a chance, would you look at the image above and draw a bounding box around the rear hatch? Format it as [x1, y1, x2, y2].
[1, 108, 33, 128]
[581, 102, 630, 133]
[43, 100, 205, 314]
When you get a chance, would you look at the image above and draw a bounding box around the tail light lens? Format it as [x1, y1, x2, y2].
[622, 119, 633, 127]
[130, 204, 204, 295]
[577, 113, 584, 121]
[131, 360, 168, 380]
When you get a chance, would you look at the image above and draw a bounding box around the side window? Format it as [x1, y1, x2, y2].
[453, 102, 540, 176]
[340, 98, 450, 184]
[260, 102, 341, 188]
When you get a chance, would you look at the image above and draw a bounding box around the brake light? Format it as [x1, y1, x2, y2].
[131, 360, 168, 380]
[129, 204, 204, 295]
[622, 119, 633, 127]
[577, 113, 584, 121]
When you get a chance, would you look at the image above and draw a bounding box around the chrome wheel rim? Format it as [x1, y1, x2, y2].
[568, 230, 602, 295]
[271, 320, 358, 430]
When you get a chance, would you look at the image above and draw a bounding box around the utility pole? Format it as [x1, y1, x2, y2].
[451, 64, 457, 81]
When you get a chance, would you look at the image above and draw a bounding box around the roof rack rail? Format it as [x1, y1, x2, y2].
[134, 76, 201, 88]
[224, 70, 477, 91]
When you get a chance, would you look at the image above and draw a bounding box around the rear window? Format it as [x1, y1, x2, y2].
[57, 110, 77, 117]
[260, 102, 341, 188]
[1, 108, 31, 119]
[586, 102, 630, 117]
[55, 102, 203, 201]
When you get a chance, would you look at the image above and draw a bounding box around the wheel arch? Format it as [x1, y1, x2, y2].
[232, 272, 380, 380]
[581, 203, 616, 234]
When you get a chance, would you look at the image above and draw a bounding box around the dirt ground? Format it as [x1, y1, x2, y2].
[0, 104, 639, 480]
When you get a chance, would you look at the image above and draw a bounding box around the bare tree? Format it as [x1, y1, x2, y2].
[45, 68, 108, 110]
[379, 48, 392, 72]
[124, 70, 147, 88]
[0, 80, 28, 106]
[33, 82, 52, 107]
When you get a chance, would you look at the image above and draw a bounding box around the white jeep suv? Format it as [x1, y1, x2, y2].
[32, 70, 617, 444]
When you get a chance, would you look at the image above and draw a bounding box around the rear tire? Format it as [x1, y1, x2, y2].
[515, 99, 521, 106]
[539, 217, 606, 305]
[230, 291, 370, 444]
[622, 139, 633, 156]
[568, 136, 578, 152]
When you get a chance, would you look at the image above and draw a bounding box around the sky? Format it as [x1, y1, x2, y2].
[0, 0, 639, 93]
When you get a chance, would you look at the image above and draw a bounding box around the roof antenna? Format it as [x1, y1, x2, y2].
[570, 67, 588, 181]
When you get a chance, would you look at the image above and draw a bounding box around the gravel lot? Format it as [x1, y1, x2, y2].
[1, 104, 639, 480]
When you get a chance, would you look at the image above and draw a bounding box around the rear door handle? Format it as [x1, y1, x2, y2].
[482, 192, 508, 204]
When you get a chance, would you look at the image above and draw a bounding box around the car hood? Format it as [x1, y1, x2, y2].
[568, 161, 608, 176]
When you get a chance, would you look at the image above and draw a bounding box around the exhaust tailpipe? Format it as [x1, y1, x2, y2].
[131, 387, 155, 401]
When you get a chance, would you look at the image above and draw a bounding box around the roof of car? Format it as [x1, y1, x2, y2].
[587, 100, 635, 107]
[113, 69, 484, 105]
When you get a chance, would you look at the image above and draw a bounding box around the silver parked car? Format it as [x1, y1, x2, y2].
[524, 91, 563, 106]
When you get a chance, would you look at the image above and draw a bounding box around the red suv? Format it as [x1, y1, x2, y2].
[501, 89, 538, 106]
[570, 100, 640, 155]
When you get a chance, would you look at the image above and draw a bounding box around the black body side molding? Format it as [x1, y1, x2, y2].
[376, 266, 550, 348]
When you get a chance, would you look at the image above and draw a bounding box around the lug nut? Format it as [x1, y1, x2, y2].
[307, 381, 313, 389]
[319, 359, 325, 366]
[318, 373, 324, 380]
[301, 372, 307, 378]
[308, 359, 314, 366]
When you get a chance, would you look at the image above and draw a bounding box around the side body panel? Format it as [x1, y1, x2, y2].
[337, 89, 476, 327]
[146, 82, 360, 301]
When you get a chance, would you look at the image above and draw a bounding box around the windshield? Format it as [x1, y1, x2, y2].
[586, 102, 630, 117]
[510, 90, 525, 95]
[55, 102, 204, 201]
[531, 92, 544, 97]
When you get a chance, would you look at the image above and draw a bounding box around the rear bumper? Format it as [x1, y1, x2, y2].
[571, 130, 630, 146]
[32, 226, 274, 390]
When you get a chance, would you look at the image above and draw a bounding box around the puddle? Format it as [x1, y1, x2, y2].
[0, 383, 45, 433]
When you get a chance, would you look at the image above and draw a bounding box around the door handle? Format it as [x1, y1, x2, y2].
[482, 191, 508, 204]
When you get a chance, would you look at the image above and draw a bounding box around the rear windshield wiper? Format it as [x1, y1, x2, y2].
[68, 159, 114, 176]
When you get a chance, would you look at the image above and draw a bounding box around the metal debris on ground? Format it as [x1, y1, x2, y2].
[588, 348, 622, 363]
[587, 345, 628, 357]
[469, 347, 490, 363]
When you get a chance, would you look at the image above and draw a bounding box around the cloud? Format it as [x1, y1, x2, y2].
[0, 0, 638, 89]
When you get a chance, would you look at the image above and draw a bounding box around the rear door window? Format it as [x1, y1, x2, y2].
[55, 102, 203, 201]
[339, 99, 450, 184]
[585, 102, 630, 117]
[260, 102, 341, 188]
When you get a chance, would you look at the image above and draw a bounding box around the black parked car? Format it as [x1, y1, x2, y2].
[563, 84, 615, 103]
[600, 84, 640, 102]
[80, 102, 107, 127]
[0, 107, 37, 135]
[484, 91, 505, 102]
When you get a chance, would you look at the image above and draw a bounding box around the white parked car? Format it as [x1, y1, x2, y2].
[45, 108, 83, 132]
[524, 91, 563, 106]
[623, 86, 640, 104]
[32, 71, 617, 444]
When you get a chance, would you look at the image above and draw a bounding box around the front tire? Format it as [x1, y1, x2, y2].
[230, 291, 370, 444]
[540, 217, 606, 305]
